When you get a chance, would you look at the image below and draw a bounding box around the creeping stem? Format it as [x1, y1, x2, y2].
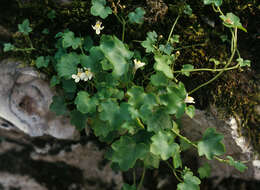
[167, 14, 180, 43]
[188, 27, 238, 95]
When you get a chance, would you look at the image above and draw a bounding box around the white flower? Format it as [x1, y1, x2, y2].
[92, 21, 104, 35]
[184, 95, 195, 104]
[72, 68, 83, 83]
[133, 59, 145, 72]
[80, 68, 93, 81]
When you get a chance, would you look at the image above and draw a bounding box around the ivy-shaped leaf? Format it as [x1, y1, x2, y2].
[90, 0, 112, 19]
[3, 43, 15, 52]
[198, 128, 225, 160]
[181, 64, 194, 77]
[141, 31, 158, 53]
[184, 4, 193, 16]
[220, 13, 247, 32]
[122, 184, 137, 190]
[177, 171, 201, 190]
[150, 130, 179, 160]
[62, 31, 82, 50]
[159, 43, 174, 55]
[100, 35, 133, 77]
[198, 162, 211, 179]
[70, 110, 88, 130]
[203, 0, 222, 7]
[18, 19, 32, 35]
[75, 91, 98, 114]
[57, 53, 80, 79]
[128, 7, 146, 24]
[154, 55, 174, 79]
[50, 76, 60, 87]
[237, 58, 251, 67]
[185, 105, 195, 118]
[150, 72, 168, 86]
[159, 83, 186, 118]
[35, 56, 50, 68]
[49, 96, 67, 116]
[227, 156, 247, 172]
[62, 79, 76, 93]
[109, 136, 148, 171]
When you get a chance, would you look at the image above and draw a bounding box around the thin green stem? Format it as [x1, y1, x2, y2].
[173, 64, 239, 74]
[137, 168, 146, 190]
[167, 15, 180, 43]
[136, 118, 145, 129]
[217, 6, 224, 16]
[172, 129, 198, 148]
[165, 161, 183, 182]
[188, 27, 237, 95]
[14, 47, 35, 52]
[122, 19, 126, 42]
[25, 35, 34, 49]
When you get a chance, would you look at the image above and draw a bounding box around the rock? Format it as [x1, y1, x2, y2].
[0, 126, 123, 190]
[181, 109, 260, 182]
[0, 59, 79, 140]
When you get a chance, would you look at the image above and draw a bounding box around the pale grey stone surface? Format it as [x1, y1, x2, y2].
[0, 59, 79, 140]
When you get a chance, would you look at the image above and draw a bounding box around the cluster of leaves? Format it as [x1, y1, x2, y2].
[2, 0, 250, 189]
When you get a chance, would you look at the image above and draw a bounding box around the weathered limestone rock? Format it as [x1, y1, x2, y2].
[181, 109, 260, 182]
[0, 126, 123, 190]
[0, 59, 79, 139]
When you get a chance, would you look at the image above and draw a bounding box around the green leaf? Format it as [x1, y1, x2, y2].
[198, 162, 211, 179]
[159, 84, 186, 118]
[109, 136, 148, 171]
[80, 46, 104, 73]
[90, 0, 112, 19]
[3, 43, 15, 52]
[99, 99, 125, 127]
[127, 86, 146, 109]
[57, 53, 80, 79]
[150, 130, 179, 160]
[177, 171, 201, 190]
[62, 79, 76, 93]
[100, 35, 133, 77]
[92, 117, 114, 138]
[154, 55, 174, 79]
[35, 56, 50, 68]
[62, 31, 81, 50]
[49, 96, 67, 116]
[170, 35, 180, 44]
[227, 156, 247, 172]
[42, 28, 49, 35]
[47, 10, 56, 20]
[150, 72, 168, 86]
[18, 19, 32, 35]
[203, 0, 222, 7]
[146, 107, 172, 132]
[141, 152, 160, 169]
[184, 4, 192, 16]
[185, 105, 195, 118]
[237, 58, 251, 67]
[173, 145, 182, 169]
[198, 128, 225, 160]
[219, 13, 247, 32]
[75, 91, 98, 114]
[159, 43, 174, 55]
[70, 110, 88, 130]
[128, 7, 146, 24]
[50, 76, 60, 87]
[83, 36, 93, 51]
[141, 31, 158, 53]
[122, 184, 137, 190]
[181, 64, 194, 77]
